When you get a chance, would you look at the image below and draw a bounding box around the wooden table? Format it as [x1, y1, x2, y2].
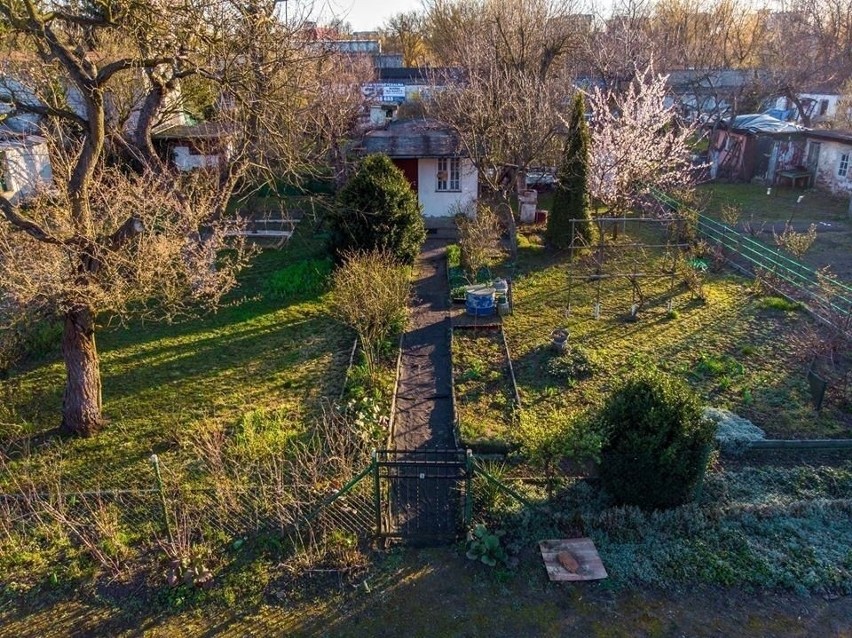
[777, 169, 813, 189]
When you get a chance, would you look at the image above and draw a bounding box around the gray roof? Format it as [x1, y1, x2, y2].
[667, 69, 767, 92]
[357, 118, 464, 158]
[804, 129, 852, 144]
[721, 114, 804, 135]
[0, 130, 46, 148]
[152, 122, 231, 140]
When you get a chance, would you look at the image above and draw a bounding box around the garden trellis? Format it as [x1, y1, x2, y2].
[566, 216, 692, 320]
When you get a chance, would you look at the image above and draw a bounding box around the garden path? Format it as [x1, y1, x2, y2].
[393, 236, 457, 450]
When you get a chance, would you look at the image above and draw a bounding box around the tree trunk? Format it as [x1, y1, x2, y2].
[60, 308, 103, 436]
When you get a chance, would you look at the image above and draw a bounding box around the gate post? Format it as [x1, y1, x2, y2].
[463, 449, 473, 528]
[371, 449, 382, 537]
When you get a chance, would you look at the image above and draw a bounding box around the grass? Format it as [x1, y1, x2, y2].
[0, 209, 415, 612]
[699, 182, 852, 281]
[700, 182, 850, 224]
[2, 458, 850, 636]
[756, 295, 804, 312]
[0, 223, 352, 491]
[500, 223, 851, 448]
[2, 190, 851, 628]
[452, 329, 517, 451]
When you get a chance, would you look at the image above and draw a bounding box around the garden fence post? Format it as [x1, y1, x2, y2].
[371, 449, 381, 537]
[150, 454, 174, 546]
[464, 449, 473, 528]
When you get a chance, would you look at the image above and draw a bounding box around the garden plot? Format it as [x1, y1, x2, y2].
[504, 226, 851, 445]
[451, 329, 519, 452]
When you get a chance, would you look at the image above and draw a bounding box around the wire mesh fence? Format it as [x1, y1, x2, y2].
[0, 445, 543, 594]
[649, 187, 852, 330]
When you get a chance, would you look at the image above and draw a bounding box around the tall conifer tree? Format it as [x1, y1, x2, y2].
[546, 92, 592, 249]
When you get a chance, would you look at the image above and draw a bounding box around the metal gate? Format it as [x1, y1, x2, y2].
[301, 449, 531, 545]
[375, 449, 472, 543]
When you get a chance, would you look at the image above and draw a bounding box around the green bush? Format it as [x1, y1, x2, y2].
[597, 370, 715, 509]
[545, 346, 598, 387]
[757, 296, 803, 312]
[265, 258, 332, 300]
[446, 244, 461, 269]
[328, 154, 426, 265]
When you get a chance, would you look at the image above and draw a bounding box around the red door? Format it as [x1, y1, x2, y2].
[393, 159, 419, 193]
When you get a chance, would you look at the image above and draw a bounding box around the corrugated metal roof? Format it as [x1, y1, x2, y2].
[721, 114, 805, 135]
[358, 118, 464, 158]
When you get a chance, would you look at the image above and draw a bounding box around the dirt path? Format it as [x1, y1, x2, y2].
[392, 238, 457, 450]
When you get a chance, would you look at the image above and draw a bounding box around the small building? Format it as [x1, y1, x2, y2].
[357, 118, 478, 219]
[709, 114, 806, 184]
[802, 129, 852, 196]
[769, 87, 843, 125]
[152, 122, 229, 171]
[0, 132, 53, 203]
[666, 69, 767, 123]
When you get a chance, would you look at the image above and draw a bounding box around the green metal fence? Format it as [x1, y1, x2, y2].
[651, 188, 852, 329]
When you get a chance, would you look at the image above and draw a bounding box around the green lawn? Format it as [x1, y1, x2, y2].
[2, 198, 851, 629]
[490, 224, 851, 451]
[0, 225, 352, 491]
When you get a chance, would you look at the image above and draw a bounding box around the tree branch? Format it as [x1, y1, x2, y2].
[12, 101, 88, 127]
[0, 195, 64, 245]
[96, 57, 175, 85]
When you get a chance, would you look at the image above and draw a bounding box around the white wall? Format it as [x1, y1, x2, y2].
[775, 93, 841, 122]
[416, 157, 477, 217]
[0, 140, 53, 203]
[810, 139, 852, 195]
[172, 146, 221, 171]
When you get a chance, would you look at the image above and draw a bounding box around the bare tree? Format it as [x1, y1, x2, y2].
[381, 11, 431, 67]
[423, 0, 585, 194]
[584, 0, 656, 94]
[0, 0, 325, 436]
[760, 0, 852, 127]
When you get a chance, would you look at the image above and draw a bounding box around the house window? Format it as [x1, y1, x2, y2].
[437, 157, 460, 192]
[819, 99, 829, 116]
[839, 153, 849, 178]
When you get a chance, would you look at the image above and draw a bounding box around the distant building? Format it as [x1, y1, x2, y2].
[665, 69, 768, 122]
[803, 129, 852, 196]
[152, 122, 230, 171]
[709, 114, 805, 183]
[770, 87, 843, 125]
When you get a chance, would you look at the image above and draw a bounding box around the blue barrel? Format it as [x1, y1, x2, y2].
[465, 286, 496, 316]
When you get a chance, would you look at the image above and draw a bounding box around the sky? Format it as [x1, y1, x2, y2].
[321, 0, 423, 32]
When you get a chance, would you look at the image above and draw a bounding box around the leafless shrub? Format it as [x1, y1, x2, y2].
[331, 250, 410, 376]
[720, 203, 742, 226]
[742, 214, 766, 239]
[457, 204, 503, 279]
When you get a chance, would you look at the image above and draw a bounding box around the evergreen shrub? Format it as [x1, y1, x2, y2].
[328, 154, 425, 265]
[598, 369, 715, 509]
